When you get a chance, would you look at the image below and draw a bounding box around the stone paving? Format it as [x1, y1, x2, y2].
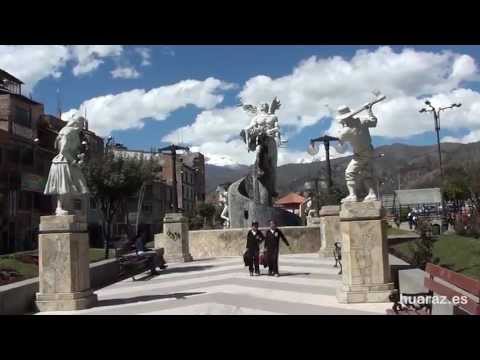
[38, 253, 393, 315]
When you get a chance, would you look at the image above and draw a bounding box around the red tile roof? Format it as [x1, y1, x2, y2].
[275, 192, 306, 205]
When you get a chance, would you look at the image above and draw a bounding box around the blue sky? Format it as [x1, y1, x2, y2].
[2, 45, 480, 165]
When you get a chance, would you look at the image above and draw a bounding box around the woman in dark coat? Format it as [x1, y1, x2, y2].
[264, 220, 291, 277]
[245, 222, 265, 276]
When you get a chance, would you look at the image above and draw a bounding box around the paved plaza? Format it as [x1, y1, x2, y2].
[39, 253, 392, 315]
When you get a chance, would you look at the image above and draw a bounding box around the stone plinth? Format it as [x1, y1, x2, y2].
[336, 201, 393, 303]
[35, 215, 97, 312]
[155, 213, 193, 263]
[318, 205, 341, 258]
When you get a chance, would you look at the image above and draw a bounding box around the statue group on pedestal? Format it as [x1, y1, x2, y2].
[239, 97, 284, 205]
[236, 91, 386, 206]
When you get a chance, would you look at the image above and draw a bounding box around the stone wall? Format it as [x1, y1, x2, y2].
[188, 226, 321, 259]
[0, 258, 119, 315]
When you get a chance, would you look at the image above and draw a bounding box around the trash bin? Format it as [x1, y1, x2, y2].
[432, 224, 441, 236]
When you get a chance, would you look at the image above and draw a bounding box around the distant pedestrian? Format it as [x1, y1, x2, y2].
[245, 222, 264, 276]
[407, 211, 413, 230]
[265, 220, 291, 277]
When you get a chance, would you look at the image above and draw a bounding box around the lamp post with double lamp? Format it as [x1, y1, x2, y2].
[308, 135, 340, 191]
[158, 144, 190, 213]
[419, 101, 461, 231]
[419, 101, 462, 180]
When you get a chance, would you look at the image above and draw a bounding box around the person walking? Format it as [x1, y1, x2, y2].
[245, 222, 264, 276]
[265, 220, 291, 277]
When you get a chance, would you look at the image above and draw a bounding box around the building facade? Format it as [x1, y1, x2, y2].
[0, 69, 104, 254]
[0, 70, 55, 253]
[110, 147, 207, 241]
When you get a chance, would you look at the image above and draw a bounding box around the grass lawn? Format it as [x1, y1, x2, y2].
[390, 233, 480, 281]
[0, 248, 115, 285]
[387, 227, 416, 236]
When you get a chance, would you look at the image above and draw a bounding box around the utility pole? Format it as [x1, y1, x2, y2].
[158, 144, 190, 213]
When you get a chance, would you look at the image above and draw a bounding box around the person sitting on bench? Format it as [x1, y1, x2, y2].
[133, 230, 167, 272]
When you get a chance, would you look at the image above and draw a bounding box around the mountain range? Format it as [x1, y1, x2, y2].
[205, 141, 480, 198]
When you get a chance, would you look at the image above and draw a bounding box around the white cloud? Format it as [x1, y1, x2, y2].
[0, 45, 70, 94]
[62, 77, 233, 136]
[161, 46, 175, 57]
[111, 66, 140, 79]
[164, 46, 480, 166]
[70, 45, 123, 76]
[0, 45, 126, 92]
[135, 47, 152, 66]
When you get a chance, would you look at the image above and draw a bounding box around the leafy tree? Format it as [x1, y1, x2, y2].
[442, 165, 469, 204]
[408, 218, 440, 270]
[196, 202, 217, 229]
[82, 150, 158, 259]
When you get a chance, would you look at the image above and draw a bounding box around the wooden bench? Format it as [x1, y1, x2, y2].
[424, 263, 480, 315]
[388, 263, 480, 315]
[114, 240, 163, 281]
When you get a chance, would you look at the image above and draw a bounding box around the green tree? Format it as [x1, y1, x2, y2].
[442, 165, 469, 204]
[82, 150, 157, 259]
[197, 202, 217, 229]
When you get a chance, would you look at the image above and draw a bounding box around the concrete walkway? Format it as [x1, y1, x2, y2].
[38, 253, 392, 315]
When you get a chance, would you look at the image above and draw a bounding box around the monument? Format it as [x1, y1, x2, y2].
[318, 205, 341, 257]
[227, 97, 301, 228]
[332, 91, 394, 303]
[155, 213, 193, 263]
[36, 116, 97, 312]
[154, 144, 193, 263]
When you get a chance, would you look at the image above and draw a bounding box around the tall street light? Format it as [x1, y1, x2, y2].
[308, 135, 340, 190]
[158, 144, 190, 213]
[419, 100, 462, 179]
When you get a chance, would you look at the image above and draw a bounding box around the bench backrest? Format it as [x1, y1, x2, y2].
[114, 240, 136, 258]
[425, 263, 480, 315]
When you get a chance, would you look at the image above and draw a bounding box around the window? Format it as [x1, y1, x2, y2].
[89, 198, 97, 209]
[15, 107, 32, 128]
[7, 149, 19, 164]
[73, 199, 82, 211]
[18, 191, 32, 211]
[21, 149, 33, 166]
[142, 202, 152, 213]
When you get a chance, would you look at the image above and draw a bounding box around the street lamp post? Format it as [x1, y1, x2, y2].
[158, 144, 190, 213]
[419, 101, 462, 180]
[309, 135, 340, 190]
[420, 100, 461, 231]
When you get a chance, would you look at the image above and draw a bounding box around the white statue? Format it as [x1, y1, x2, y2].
[239, 97, 284, 198]
[335, 91, 386, 203]
[216, 185, 230, 228]
[44, 116, 89, 215]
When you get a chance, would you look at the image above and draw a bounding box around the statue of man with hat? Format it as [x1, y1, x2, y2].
[335, 103, 378, 203]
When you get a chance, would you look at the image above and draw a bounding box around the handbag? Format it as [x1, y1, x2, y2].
[243, 250, 251, 267]
[260, 250, 268, 268]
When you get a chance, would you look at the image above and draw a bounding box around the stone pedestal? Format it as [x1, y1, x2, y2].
[318, 205, 341, 258]
[155, 213, 193, 263]
[35, 215, 97, 312]
[336, 201, 393, 303]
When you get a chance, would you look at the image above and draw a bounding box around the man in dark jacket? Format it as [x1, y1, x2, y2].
[265, 220, 291, 277]
[246, 221, 265, 276]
